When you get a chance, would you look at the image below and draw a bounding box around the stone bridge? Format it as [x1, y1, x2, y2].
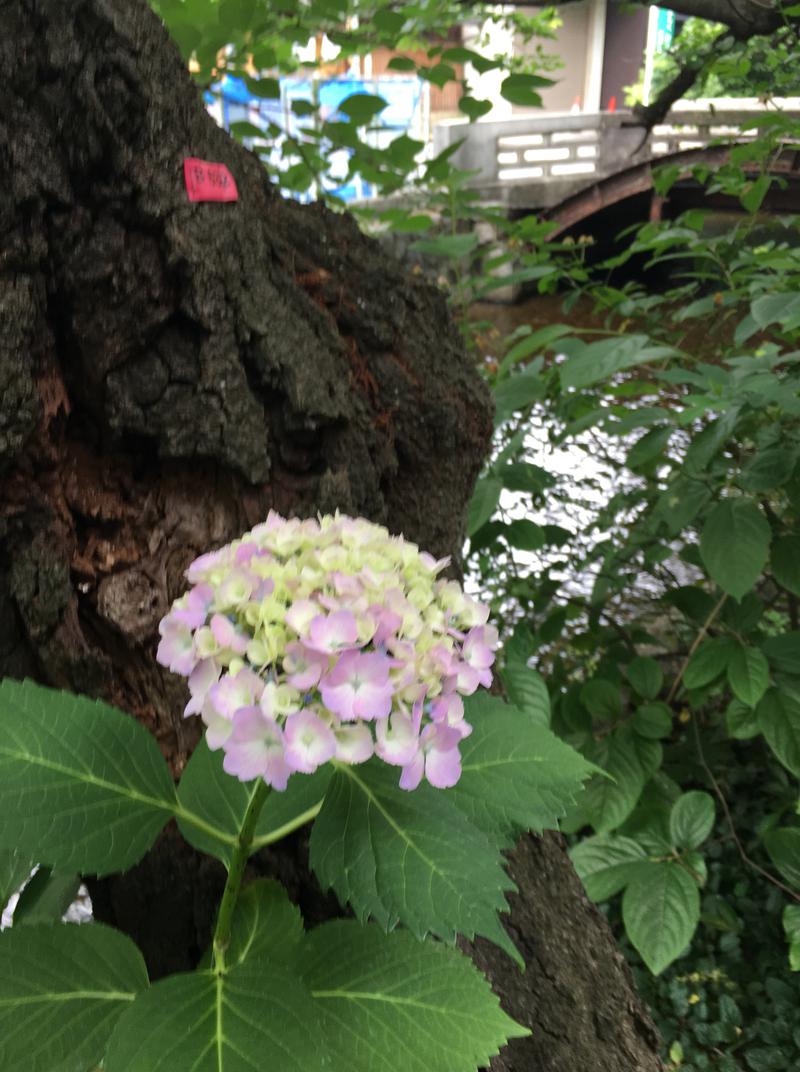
[432, 100, 800, 230]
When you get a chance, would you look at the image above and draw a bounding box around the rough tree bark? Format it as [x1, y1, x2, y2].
[0, 2, 662, 1068]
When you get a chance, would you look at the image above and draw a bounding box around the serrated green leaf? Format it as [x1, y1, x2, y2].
[176, 739, 330, 865]
[569, 834, 650, 901]
[727, 646, 770, 706]
[105, 963, 319, 1072]
[0, 678, 176, 874]
[299, 921, 528, 1072]
[699, 499, 770, 599]
[669, 791, 715, 850]
[622, 863, 700, 974]
[584, 730, 646, 834]
[0, 923, 148, 1072]
[683, 637, 738, 690]
[310, 759, 518, 962]
[758, 688, 800, 777]
[467, 476, 502, 537]
[772, 534, 800, 595]
[501, 663, 550, 727]
[763, 827, 800, 889]
[449, 694, 594, 844]
[226, 879, 304, 969]
[740, 173, 771, 213]
[627, 657, 664, 700]
[632, 702, 673, 739]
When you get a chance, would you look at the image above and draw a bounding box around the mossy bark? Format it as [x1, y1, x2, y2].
[0, 1, 662, 1068]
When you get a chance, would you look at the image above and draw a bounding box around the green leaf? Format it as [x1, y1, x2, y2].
[387, 56, 417, 72]
[627, 657, 664, 701]
[727, 645, 770, 706]
[700, 498, 770, 600]
[740, 446, 797, 492]
[0, 678, 176, 874]
[763, 827, 800, 889]
[751, 292, 800, 331]
[450, 694, 594, 844]
[632, 702, 673, 740]
[105, 963, 319, 1072]
[622, 863, 700, 974]
[669, 791, 715, 850]
[12, 867, 80, 926]
[505, 518, 545, 551]
[499, 72, 551, 107]
[758, 689, 800, 777]
[501, 662, 550, 727]
[309, 759, 518, 962]
[763, 632, 800, 674]
[0, 848, 34, 910]
[498, 324, 572, 375]
[411, 232, 479, 260]
[581, 678, 622, 721]
[740, 173, 772, 213]
[243, 75, 281, 99]
[569, 834, 650, 901]
[772, 534, 800, 595]
[683, 636, 738, 690]
[584, 730, 646, 834]
[459, 96, 493, 121]
[725, 697, 760, 740]
[492, 367, 546, 424]
[338, 93, 388, 125]
[467, 476, 502, 537]
[559, 336, 675, 391]
[299, 921, 527, 1072]
[176, 739, 330, 865]
[498, 461, 552, 493]
[627, 426, 671, 470]
[226, 879, 304, 969]
[0, 922, 148, 1072]
[783, 904, 800, 970]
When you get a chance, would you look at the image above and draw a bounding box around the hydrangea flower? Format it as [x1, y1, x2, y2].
[157, 512, 498, 791]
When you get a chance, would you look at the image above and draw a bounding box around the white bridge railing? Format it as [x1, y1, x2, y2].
[432, 98, 800, 209]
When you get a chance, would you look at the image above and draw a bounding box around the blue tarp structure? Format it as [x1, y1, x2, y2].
[208, 74, 425, 202]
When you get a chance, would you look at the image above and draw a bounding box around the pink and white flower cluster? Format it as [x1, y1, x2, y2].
[157, 512, 497, 792]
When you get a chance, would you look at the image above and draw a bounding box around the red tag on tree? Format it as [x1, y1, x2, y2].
[183, 158, 238, 203]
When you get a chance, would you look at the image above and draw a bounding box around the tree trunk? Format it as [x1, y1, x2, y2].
[0, 1, 662, 1068]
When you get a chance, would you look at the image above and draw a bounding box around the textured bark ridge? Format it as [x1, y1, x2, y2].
[0, 2, 661, 1068]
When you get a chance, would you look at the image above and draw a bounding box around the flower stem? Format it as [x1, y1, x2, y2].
[212, 778, 271, 974]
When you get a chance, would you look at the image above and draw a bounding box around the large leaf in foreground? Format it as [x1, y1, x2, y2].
[176, 739, 331, 865]
[310, 760, 518, 962]
[0, 923, 148, 1072]
[0, 679, 176, 873]
[105, 964, 320, 1072]
[449, 694, 595, 846]
[300, 921, 528, 1072]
